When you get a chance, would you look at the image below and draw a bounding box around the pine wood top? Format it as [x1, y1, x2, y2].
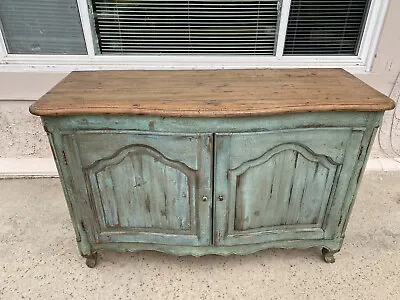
[30, 69, 395, 117]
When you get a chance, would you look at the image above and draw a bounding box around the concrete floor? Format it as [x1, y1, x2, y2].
[0, 172, 399, 300]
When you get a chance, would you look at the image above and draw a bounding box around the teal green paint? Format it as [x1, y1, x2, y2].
[43, 112, 370, 133]
[93, 238, 344, 257]
[42, 111, 383, 264]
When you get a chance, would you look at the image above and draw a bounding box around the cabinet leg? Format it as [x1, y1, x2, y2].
[322, 247, 338, 263]
[85, 252, 98, 268]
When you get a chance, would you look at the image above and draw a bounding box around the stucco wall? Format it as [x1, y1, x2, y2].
[371, 0, 400, 75]
[0, 74, 397, 161]
[0, 101, 51, 158]
[0, 73, 67, 159]
[367, 0, 400, 160]
[356, 0, 400, 95]
[0, 0, 399, 163]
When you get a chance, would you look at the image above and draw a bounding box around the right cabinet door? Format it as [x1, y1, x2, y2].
[214, 127, 364, 246]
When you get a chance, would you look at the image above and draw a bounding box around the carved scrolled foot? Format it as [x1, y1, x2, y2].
[322, 247, 338, 263]
[85, 252, 98, 268]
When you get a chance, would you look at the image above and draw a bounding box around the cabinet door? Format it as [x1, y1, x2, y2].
[214, 128, 363, 246]
[63, 131, 213, 246]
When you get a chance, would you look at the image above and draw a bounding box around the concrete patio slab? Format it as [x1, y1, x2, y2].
[0, 172, 399, 299]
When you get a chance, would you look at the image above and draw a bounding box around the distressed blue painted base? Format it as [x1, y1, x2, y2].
[93, 238, 343, 256]
[42, 112, 382, 267]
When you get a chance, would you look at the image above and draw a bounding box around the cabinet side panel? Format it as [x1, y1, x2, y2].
[336, 113, 384, 238]
[42, 119, 93, 256]
[322, 129, 365, 239]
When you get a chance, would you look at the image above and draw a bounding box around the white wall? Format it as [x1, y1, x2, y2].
[0, 0, 399, 176]
[357, 0, 400, 95]
[0, 73, 67, 159]
[0, 73, 67, 176]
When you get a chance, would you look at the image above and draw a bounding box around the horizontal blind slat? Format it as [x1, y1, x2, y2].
[91, 0, 279, 55]
[284, 0, 371, 56]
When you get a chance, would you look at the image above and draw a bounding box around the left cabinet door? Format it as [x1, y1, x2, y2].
[61, 131, 213, 247]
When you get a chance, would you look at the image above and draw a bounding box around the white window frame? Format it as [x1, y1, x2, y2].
[0, 0, 389, 73]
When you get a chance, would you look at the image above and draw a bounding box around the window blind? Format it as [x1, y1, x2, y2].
[0, 0, 87, 54]
[284, 0, 371, 55]
[91, 0, 279, 55]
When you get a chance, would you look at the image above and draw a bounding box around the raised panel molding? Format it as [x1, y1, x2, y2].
[0, 157, 390, 179]
[85, 144, 197, 231]
[229, 143, 341, 231]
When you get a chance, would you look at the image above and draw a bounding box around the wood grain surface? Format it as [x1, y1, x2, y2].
[30, 69, 395, 117]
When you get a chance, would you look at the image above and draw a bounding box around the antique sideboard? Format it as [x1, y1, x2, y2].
[30, 69, 395, 267]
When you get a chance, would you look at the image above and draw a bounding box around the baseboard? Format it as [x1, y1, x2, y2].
[0, 158, 58, 178]
[0, 157, 399, 179]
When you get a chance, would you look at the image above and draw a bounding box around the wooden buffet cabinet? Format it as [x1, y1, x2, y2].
[30, 69, 394, 267]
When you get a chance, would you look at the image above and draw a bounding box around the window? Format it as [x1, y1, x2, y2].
[91, 0, 279, 55]
[0, 0, 87, 55]
[284, 0, 371, 55]
[0, 0, 389, 70]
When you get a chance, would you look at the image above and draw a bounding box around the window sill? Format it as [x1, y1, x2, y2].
[0, 55, 367, 74]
